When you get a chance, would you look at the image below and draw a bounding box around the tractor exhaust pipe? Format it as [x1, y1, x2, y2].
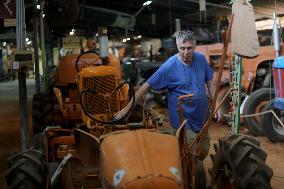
[273, 12, 280, 58]
[98, 27, 109, 58]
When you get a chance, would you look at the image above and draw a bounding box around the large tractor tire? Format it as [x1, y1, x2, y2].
[5, 149, 49, 189]
[261, 101, 284, 142]
[32, 93, 54, 134]
[243, 88, 275, 136]
[209, 134, 273, 189]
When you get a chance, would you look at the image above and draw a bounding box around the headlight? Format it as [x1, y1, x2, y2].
[169, 167, 182, 182]
[113, 169, 126, 187]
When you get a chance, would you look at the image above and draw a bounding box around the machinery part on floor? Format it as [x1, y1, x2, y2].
[243, 88, 275, 136]
[32, 92, 54, 134]
[5, 149, 49, 189]
[228, 54, 242, 134]
[209, 134, 273, 189]
[261, 101, 284, 142]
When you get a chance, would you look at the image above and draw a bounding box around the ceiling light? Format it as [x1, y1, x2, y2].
[137, 35, 142, 39]
[37, 5, 40, 9]
[143, 0, 152, 6]
[122, 39, 127, 42]
[69, 29, 75, 36]
[127, 37, 130, 41]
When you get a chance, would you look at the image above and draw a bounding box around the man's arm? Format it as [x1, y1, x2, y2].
[114, 82, 150, 119]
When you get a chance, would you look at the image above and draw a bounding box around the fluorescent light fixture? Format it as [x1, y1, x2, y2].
[255, 16, 284, 30]
[143, 0, 152, 6]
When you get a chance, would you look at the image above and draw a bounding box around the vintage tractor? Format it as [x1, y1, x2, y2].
[196, 42, 284, 135]
[5, 40, 206, 189]
[260, 56, 284, 142]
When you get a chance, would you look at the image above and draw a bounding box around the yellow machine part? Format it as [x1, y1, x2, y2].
[79, 66, 121, 124]
[56, 53, 121, 85]
[100, 129, 182, 189]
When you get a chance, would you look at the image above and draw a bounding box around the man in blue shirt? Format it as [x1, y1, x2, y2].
[116, 30, 213, 159]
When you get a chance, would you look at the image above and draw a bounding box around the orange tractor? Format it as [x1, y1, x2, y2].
[6, 29, 273, 189]
[196, 43, 284, 135]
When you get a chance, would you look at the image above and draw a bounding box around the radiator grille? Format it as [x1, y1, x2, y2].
[82, 75, 119, 114]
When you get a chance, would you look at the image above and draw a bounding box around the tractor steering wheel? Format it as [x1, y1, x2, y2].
[75, 50, 101, 73]
[80, 81, 135, 124]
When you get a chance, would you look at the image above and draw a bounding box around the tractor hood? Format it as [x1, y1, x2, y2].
[100, 129, 182, 189]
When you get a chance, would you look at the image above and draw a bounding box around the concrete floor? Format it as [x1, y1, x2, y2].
[0, 79, 283, 188]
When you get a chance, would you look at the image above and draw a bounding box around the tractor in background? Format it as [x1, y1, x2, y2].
[196, 43, 284, 135]
[261, 56, 284, 142]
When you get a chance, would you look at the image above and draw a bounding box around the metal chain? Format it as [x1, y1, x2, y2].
[228, 54, 243, 134]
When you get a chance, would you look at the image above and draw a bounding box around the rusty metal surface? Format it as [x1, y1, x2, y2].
[74, 129, 100, 168]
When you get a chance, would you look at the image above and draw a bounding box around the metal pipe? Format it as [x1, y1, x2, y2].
[39, 0, 47, 90]
[32, 0, 40, 93]
[273, 12, 280, 58]
[98, 27, 109, 58]
[16, 0, 29, 150]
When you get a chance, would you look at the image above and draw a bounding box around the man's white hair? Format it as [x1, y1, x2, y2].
[176, 30, 196, 44]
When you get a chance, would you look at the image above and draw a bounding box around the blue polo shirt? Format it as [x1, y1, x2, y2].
[147, 52, 213, 132]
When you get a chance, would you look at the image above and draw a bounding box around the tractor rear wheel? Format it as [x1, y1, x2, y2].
[5, 149, 49, 189]
[261, 101, 284, 142]
[243, 88, 275, 136]
[32, 92, 54, 134]
[209, 134, 272, 189]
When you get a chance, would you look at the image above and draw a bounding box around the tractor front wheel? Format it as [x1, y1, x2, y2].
[261, 101, 284, 142]
[209, 134, 272, 189]
[5, 149, 49, 189]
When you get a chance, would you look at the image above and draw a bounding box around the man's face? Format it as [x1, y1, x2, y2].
[176, 39, 195, 64]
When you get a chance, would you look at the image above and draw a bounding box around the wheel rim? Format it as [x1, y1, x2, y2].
[272, 110, 284, 135]
[254, 100, 269, 123]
